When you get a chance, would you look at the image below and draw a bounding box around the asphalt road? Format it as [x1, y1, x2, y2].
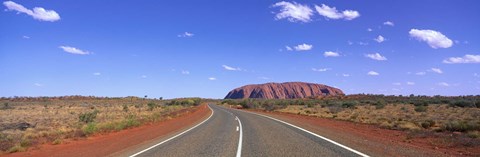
[130, 104, 368, 157]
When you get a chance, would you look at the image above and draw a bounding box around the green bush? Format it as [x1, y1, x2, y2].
[147, 102, 157, 111]
[443, 121, 480, 132]
[79, 110, 99, 123]
[414, 105, 427, 112]
[420, 120, 435, 129]
[82, 123, 97, 135]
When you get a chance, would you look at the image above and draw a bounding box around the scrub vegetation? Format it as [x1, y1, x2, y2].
[0, 96, 203, 154]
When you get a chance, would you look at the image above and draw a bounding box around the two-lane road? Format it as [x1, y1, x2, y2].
[129, 104, 368, 157]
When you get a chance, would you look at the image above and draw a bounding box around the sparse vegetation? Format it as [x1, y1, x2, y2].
[222, 94, 480, 139]
[0, 96, 204, 154]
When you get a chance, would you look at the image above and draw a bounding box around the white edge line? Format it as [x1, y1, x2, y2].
[237, 110, 369, 157]
[129, 105, 214, 157]
[235, 116, 243, 157]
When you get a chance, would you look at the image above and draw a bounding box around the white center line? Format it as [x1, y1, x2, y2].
[235, 116, 243, 157]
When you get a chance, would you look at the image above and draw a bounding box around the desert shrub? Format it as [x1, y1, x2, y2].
[414, 105, 427, 112]
[123, 104, 129, 112]
[443, 121, 480, 132]
[147, 102, 157, 111]
[341, 101, 357, 108]
[413, 101, 428, 106]
[82, 123, 97, 135]
[420, 120, 436, 129]
[79, 110, 99, 123]
[449, 100, 475, 108]
[374, 100, 386, 109]
[467, 131, 480, 138]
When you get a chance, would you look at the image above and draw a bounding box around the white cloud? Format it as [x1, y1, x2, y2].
[258, 76, 270, 80]
[367, 28, 373, 32]
[443, 54, 480, 64]
[178, 32, 194, 37]
[22, 35, 30, 39]
[365, 53, 387, 61]
[93, 72, 101, 76]
[383, 21, 394, 26]
[141, 75, 147, 78]
[347, 41, 354, 45]
[358, 42, 369, 46]
[285, 46, 293, 51]
[409, 29, 453, 49]
[3, 1, 60, 22]
[415, 72, 426, 76]
[222, 65, 242, 71]
[314, 4, 360, 20]
[430, 68, 443, 74]
[324, 51, 340, 57]
[406, 82, 415, 85]
[59, 46, 90, 55]
[181, 70, 190, 75]
[342, 74, 350, 77]
[438, 82, 449, 87]
[208, 77, 216, 81]
[367, 71, 379, 76]
[34, 83, 43, 87]
[312, 68, 330, 72]
[294, 43, 313, 51]
[393, 82, 401, 86]
[272, 1, 313, 23]
[374, 35, 386, 43]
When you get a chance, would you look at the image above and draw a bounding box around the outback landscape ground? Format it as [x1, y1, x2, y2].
[221, 94, 480, 156]
[0, 96, 203, 154]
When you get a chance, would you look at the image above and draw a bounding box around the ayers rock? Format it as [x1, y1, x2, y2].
[224, 82, 344, 99]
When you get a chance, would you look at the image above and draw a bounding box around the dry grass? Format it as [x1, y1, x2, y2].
[277, 104, 480, 132]
[0, 97, 195, 154]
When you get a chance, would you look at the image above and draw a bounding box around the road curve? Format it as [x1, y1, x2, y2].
[129, 104, 368, 157]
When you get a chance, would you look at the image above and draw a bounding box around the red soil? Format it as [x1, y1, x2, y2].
[250, 110, 480, 157]
[3, 105, 211, 157]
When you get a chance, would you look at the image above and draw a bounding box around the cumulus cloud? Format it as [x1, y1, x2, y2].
[443, 54, 480, 64]
[312, 68, 330, 72]
[315, 4, 360, 20]
[222, 65, 242, 71]
[285, 46, 293, 51]
[342, 74, 350, 77]
[393, 82, 401, 86]
[438, 82, 449, 87]
[374, 35, 386, 43]
[34, 83, 43, 87]
[178, 32, 194, 37]
[272, 1, 313, 23]
[367, 28, 373, 32]
[409, 29, 453, 49]
[93, 72, 101, 76]
[141, 75, 147, 78]
[208, 77, 216, 81]
[383, 21, 394, 26]
[181, 70, 190, 75]
[59, 46, 90, 55]
[365, 53, 387, 61]
[430, 68, 443, 74]
[324, 51, 340, 57]
[407, 82, 415, 85]
[3, 1, 60, 22]
[22, 35, 30, 39]
[415, 72, 426, 76]
[294, 43, 313, 51]
[367, 71, 379, 76]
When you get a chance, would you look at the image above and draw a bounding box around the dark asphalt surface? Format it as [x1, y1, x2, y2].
[132, 104, 366, 157]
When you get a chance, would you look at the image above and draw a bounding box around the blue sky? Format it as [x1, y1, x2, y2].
[1, 0, 479, 99]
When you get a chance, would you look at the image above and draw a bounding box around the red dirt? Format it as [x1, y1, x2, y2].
[249, 109, 480, 157]
[2, 105, 211, 157]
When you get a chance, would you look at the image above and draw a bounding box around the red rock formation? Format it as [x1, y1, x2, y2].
[224, 82, 344, 99]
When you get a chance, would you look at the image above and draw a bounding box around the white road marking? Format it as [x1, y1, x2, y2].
[129, 105, 214, 157]
[235, 116, 243, 157]
[237, 110, 370, 157]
